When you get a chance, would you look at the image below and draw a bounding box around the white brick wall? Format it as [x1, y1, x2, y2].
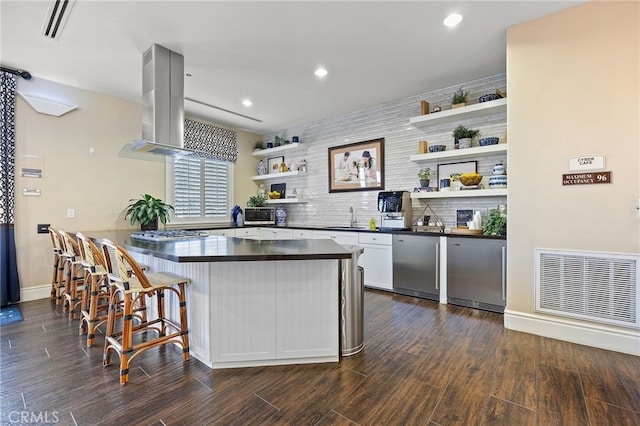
[261, 74, 507, 229]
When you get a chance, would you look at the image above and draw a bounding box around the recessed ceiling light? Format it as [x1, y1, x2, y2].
[443, 13, 463, 27]
[314, 67, 328, 78]
[242, 99, 253, 107]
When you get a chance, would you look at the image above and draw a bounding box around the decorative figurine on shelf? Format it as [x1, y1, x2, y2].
[276, 205, 287, 227]
[279, 161, 287, 173]
[257, 160, 267, 175]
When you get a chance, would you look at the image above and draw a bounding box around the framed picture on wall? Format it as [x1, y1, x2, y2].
[268, 156, 284, 174]
[328, 138, 385, 193]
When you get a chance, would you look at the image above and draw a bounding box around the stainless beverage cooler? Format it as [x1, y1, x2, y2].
[340, 245, 365, 356]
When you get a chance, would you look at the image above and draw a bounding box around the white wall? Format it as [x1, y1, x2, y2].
[14, 78, 259, 297]
[505, 1, 639, 354]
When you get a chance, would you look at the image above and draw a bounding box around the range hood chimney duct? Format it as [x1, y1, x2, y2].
[121, 44, 215, 160]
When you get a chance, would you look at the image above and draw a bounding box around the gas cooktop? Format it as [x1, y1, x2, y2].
[130, 230, 209, 242]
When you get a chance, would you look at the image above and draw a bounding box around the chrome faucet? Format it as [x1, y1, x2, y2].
[350, 206, 357, 227]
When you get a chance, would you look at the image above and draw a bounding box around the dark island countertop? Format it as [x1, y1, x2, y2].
[89, 230, 354, 263]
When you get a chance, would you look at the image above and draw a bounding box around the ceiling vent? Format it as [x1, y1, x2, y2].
[41, 0, 76, 40]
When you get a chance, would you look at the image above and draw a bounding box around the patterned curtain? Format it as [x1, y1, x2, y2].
[184, 119, 238, 162]
[0, 71, 20, 306]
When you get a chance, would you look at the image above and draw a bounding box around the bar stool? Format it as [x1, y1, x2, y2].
[101, 239, 190, 384]
[76, 233, 111, 347]
[58, 230, 85, 320]
[47, 226, 65, 305]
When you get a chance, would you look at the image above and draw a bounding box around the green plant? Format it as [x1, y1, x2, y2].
[247, 195, 267, 207]
[452, 125, 480, 140]
[418, 167, 431, 180]
[451, 86, 469, 105]
[124, 194, 174, 227]
[274, 136, 284, 147]
[483, 207, 507, 236]
[252, 141, 265, 150]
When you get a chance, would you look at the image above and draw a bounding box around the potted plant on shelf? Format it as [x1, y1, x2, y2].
[247, 194, 267, 207]
[418, 167, 431, 187]
[124, 194, 175, 231]
[252, 141, 265, 151]
[451, 85, 470, 109]
[452, 125, 480, 149]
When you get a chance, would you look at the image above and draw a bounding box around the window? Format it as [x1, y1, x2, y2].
[167, 156, 232, 224]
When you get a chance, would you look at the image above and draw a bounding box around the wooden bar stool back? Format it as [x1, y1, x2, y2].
[47, 226, 65, 305]
[58, 230, 85, 319]
[76, 233, 111, 347]
[101, 239, 190, 384]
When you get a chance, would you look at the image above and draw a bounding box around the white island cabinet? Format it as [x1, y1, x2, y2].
[116, 234, 350, 370]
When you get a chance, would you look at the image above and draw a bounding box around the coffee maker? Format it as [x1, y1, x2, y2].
[377, 191, 412, 230]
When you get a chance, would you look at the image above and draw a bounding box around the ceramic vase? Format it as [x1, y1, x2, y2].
[276, 205, 287, 227]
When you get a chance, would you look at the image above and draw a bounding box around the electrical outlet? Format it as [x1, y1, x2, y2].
[37, 224, 50, 234]
[67, 209, 75, 218]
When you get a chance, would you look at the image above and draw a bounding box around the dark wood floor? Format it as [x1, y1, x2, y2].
[1, 290, 639, 425]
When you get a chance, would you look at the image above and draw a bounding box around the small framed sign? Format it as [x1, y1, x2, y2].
[569, 155, 605, 171]
[562, 171, 611, 186]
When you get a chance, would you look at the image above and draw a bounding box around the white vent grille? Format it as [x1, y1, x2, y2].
[535, 249, 639, 328]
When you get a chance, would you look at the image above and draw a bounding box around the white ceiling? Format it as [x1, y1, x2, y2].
[1, 0, 580, 135]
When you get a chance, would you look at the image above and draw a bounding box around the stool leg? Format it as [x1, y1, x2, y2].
[56, 260, 66, 306]
[178, 283, 190, 361]
[85, 274, 101, 346]
[50, 254, 59, 301]
[103, 290, 118, 367]
[79, 270, 91, 335]
[156, 289, 166, 336]
[119, 293, 134, 385]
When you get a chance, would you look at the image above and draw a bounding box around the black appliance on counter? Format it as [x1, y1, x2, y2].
[377, 191, 412, 230]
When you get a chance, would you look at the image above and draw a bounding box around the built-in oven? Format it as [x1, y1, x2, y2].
[244, 207, 276, 225]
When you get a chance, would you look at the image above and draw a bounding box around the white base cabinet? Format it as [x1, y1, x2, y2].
[358, 233, 393, 291]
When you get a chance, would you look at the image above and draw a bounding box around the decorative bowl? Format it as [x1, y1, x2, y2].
[429, 144, 446, 153]
[479, 137, 500, 146]
[459, 173, 483, 186]
[479, 94, 500, 103]
[268, 193, 281, 199]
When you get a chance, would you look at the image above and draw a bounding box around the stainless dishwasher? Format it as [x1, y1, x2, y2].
[447, 237, 507, 313]
[392, 234, 439, 301]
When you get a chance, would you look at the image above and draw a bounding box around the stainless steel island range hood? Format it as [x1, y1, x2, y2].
[120, 44, 213, 160]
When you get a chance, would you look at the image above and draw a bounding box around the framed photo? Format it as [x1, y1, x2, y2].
[437, 160, 477, 182]
[328, 138, 384, 193]
[268, 156, 284, 174]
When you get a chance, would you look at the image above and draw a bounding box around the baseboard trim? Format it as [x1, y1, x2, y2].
[21, 284, 51, 302]
[504, 309, 640, 356]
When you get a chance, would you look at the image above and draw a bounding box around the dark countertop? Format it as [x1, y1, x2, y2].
[91, 230, 355, 263]
[253, 224, 507, 240]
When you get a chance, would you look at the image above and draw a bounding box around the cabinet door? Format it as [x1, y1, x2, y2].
[235, 228, 258, 239]
[208, 228, 235, 237]
[359, 243, 393, 290]
[312, 230, 358, 247]
[291, 228, 313, 239]
[260, 228, 292, 240]
[447, 238, 506, 310]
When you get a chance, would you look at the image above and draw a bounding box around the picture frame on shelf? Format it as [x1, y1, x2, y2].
[328, 138, 384, 193]
[268, 156, 284, 174]
[437, 160, 477, 183]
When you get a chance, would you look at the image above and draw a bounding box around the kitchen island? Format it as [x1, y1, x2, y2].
[100, 231, 353, 369]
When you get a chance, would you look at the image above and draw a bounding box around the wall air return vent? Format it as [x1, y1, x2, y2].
[41, 0, 76, 40]
[535, 249, 639, 329]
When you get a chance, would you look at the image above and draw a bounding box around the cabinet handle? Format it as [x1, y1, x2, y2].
[501, 246, 507, 301]
[435, 242, 440, 290]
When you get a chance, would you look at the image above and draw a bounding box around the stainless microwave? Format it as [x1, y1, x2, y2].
[244, 207, 275, 225]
